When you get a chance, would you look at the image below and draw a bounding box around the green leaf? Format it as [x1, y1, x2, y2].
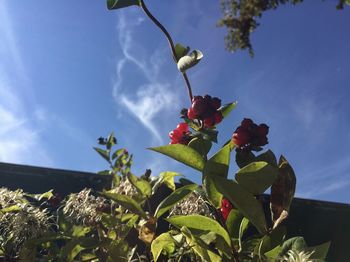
[307, 241, 331, 260]
[0, 205, 21, 213]
[174, 43, 190, 61]
[203, 174, 222, 208]
[219, 101, 237, 118]
[238, 218, 250, 251]
[154, 184, 198, 218]
[167, 215, 231, 247]
[255, 226, 286, 257]
[213, 177, 267, 234]
[255, 150, 277, 167]
[127, 173, 152, 197]
[181, 227, 222, 262]
[204, 141, 234, 178]
[149, 144, 205, 171]
[235, 161, 278, 194]
[203, 142, 234, 207]
[61, 236, 100, 262]
[188, 137, 212, 157]
[177, 50, 203, 72]
[94, 147, 110, 163]
[112, 148, 125, 160]
[102, 191, 147, 219]
[151, 233, 176, 262]
[264, 245, 283, 260]
[226, 209, 243, 239]
[270, 156, 296, 225]
[29, 190, 54, 201]
[107, 0, 140, 10]
[198, 128, 218, 143]
[159, 171, 182, 191]
[235, 150, 256, 169]
[106, 132, 116, 150]
[280, 237, 307, 256]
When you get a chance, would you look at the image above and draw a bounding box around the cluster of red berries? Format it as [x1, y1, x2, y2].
[169, 123, 192, 145]
[220, 198, 233, 221]
[187, 95, 223, 128]
[232, 118, 269, 150]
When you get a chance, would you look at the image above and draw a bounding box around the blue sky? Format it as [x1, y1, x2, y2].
[0, 1, 349, 202]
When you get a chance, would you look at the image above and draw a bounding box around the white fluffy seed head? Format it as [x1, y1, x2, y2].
[63, 188, 108, 226]
[169, 192, 215, 218]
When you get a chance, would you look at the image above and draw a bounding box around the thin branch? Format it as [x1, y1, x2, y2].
[139, 0, 193, 102]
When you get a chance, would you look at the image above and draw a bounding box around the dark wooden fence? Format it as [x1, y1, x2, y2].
[0, 162, 348, 261]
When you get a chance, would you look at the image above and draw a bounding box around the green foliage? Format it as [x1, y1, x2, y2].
[151, 232, 176, 261]
[218, 0, 348, 55]
[213, 177, 267, 234]
[154, 184, 198, 218]
[235, 161, 278, 194]
[149, 144, 205, 171]
[167, 215, 231, 247]
[107, 0, 140, 10]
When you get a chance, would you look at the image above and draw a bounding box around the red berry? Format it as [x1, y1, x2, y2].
[220, 198, 233, 220]
[187, 107, 196, 120]
[192, 99, 208, 119]
[258, 136, 268, 146]
[203, 117, 215, 128]
[213, 112, 223, 124]
[169, 129, 182, 142]
[210, 97, 221, 110]
[176, 123, 189, 133]
[232, 128, 250, 146]
[257, 124, 269, 136]
[241, 118, 253, 128]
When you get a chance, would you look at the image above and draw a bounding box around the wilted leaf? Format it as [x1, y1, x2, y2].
[102, 191, 147, 219]
[138, 217, 157, 245]
[127, 173, 152, 197]
[154, 184, 198, 218]
[270, 156, 296, 226]
[107, 0, 140, 10]
[149, 144, 205, 171]
[219, 101, 237, 118]
[235, 161, 278, 195]
[177, 50, 203, 72]
[213, 177, 267, 234]
[151, 232, 176, 261]
[167, 214, 231, 247]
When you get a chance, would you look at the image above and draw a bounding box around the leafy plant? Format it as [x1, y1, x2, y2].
[0, 1, 332, 261]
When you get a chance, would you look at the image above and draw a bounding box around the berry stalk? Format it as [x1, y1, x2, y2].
[139, 0, 194, 102]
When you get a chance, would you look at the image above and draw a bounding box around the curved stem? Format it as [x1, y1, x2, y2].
[139, 0, 193, 102]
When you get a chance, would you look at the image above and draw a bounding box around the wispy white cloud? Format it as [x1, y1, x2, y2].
[113, 11, 178, 144]
[0, 2, 52, 166]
